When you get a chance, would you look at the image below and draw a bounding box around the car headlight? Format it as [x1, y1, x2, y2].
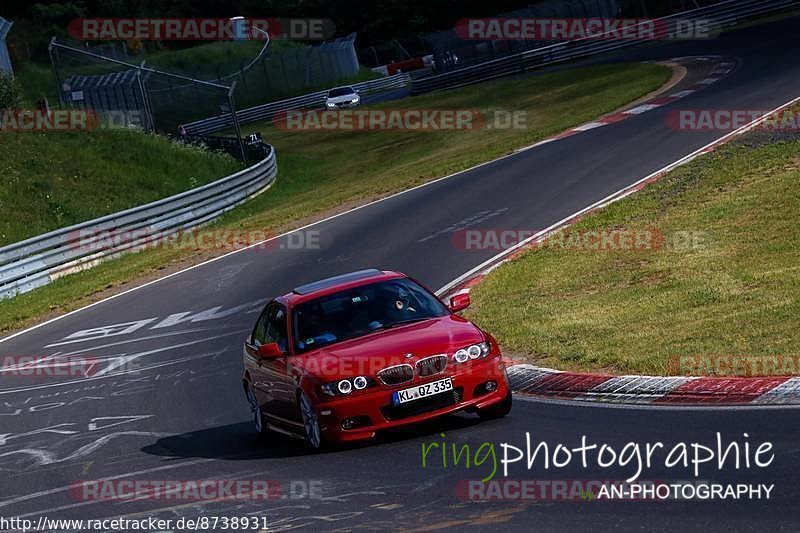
[326, 102, 335, 108]
[452, 342, 491, 363]
[320, 376, 375, 396]
[351, 97, 359, 103]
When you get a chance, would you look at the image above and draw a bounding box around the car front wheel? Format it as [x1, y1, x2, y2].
[298, 391, 323, 450]
[245, 382, 268, 436]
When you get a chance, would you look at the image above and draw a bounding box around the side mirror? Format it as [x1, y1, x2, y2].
[257, 342, 284, 359]
[448, 293, 470, 313]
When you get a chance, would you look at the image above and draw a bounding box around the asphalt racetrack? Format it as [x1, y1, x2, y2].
[2, 16, 800, 532]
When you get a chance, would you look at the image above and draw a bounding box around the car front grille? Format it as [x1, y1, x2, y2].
[381, 387, 464, 421]
[377, 364, 414, 386]
[415, 355, 448, 377]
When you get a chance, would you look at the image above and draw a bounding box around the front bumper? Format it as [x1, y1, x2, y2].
[315, 357, 509, 443]
[325, 100, 360, 109]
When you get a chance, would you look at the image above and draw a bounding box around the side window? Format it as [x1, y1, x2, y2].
[265, 306, 288, 352]
[251, 304, 270, 345]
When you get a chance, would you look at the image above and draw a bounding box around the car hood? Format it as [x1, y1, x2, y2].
[300, 315, 484, 378]
[326, 94, 358, 104]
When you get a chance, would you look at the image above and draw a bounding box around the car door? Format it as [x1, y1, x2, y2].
[244, 304, 273, 413]
[246, 302, 299, 428]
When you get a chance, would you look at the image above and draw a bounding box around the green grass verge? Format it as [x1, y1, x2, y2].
[0, 61, 671, 334]
[15, 62, 60, 106]
[466, 135, 800, 375]
[0, 131, 240, 245]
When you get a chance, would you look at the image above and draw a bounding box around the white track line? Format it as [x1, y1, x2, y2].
[436, 93, 800, 296]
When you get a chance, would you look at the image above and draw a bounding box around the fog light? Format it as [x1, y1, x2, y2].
[485, 380, 497, 392]
[341, 416, 370, 430]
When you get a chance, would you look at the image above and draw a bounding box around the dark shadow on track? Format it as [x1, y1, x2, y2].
[141, 412, 492, 460]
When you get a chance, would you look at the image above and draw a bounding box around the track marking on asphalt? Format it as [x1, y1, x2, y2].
[0, 336, 242, 395]
[0, 458, 214, 511]
[51, 326, 228, 356]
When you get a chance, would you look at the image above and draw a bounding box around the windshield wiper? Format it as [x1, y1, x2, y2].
[385, 317, 433, 329]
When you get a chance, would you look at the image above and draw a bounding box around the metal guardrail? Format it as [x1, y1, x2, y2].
[181, 72, 411, 135]
[0, 144, 278, 300]
[182, 0, 795, 135]
[410, 0, 797, 94]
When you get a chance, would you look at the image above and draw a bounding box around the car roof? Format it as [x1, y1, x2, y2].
[282, 269, 406, 305]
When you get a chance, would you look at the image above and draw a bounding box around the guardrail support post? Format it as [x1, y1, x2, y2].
[228, 81, 248, 165]
[137, 60, 155, 132]
[48, 37, 64, 106]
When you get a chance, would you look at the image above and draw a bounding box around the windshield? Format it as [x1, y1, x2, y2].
[292, 278, 448, 353]
[328, 87, 355, 97]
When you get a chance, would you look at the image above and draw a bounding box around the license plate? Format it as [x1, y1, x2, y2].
[392, 378, 453, 405]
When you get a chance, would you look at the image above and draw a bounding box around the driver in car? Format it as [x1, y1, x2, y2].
[368, 284, 417, 330]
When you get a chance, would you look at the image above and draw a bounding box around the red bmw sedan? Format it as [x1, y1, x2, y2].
[242, 269, 511, 449]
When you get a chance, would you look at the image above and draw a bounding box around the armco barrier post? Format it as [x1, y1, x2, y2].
[228, 81, 248, 165]
[48, 37, 64, 106]
[136, 60, 154, 132]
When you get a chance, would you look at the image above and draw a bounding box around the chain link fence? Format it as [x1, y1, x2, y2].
[0, 17, 13, 75]
[48, 33, 367, 152]
[49, 36, 246, 162]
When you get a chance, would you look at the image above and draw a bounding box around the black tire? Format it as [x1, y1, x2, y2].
[478, 391, 512, 420]
[245, 382, 269, 437]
